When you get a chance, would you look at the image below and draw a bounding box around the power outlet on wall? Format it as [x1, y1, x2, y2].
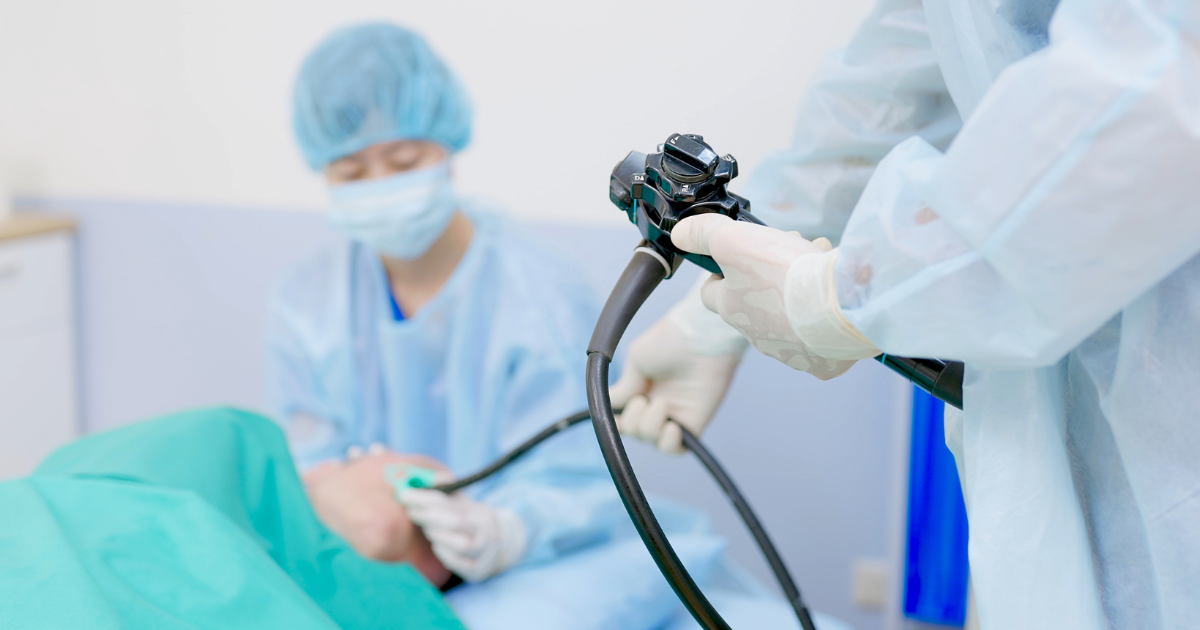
[851, 557, 889, 610]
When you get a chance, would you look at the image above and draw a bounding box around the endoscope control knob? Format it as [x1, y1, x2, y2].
[662, 133, 719, 182]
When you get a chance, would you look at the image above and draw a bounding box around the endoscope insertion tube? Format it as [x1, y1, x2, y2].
[430, 407, 814, 627]
[584, 248, 818, 630]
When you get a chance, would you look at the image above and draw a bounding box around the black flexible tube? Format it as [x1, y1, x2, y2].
[432, 253, 796, 624]
[587, 353, 732, 630]
[430, 409, 815, 630]
[434, 410, 592, 494]
[430, 246, 962, 630]
[679, 427, 817, 630]
[585, 249, 736, 630]
[586, 247, 669, 360]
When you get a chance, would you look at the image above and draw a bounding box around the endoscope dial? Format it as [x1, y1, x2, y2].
[661, 134, 719, 182]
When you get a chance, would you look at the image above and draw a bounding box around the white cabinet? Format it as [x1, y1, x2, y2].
[0, 216, 77, 479]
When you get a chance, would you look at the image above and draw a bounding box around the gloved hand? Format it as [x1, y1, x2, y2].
[398, 489, 528, 583]
[671, 214, 880, 377]
[609, 276, 748, 454]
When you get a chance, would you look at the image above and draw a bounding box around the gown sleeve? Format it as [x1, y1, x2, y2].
[738, 0, 962, 242]
[470, 276, 624, 565]
[834, 0, 1200, 368]
[266, 278, 352, 471]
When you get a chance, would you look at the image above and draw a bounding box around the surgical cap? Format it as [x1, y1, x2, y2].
[292, 23, 472, 170]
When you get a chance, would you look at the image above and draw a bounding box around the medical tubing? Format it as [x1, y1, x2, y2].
[585, 249, 733, 630]
[588, 353, 731, 630]
[679, 426, 817, 630]
[586, 249, 669, 359]
[429, 409, 816, 630]
[429, 249, 818, 629]
[434, 410, 592, 493]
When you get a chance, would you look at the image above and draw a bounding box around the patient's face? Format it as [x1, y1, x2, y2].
[325, 139, 448, 184]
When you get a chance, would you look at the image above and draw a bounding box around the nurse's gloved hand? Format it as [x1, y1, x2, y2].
[610, 277, 748, 454]
[671, 214, 880, 377]
[398, 490, 527, 583]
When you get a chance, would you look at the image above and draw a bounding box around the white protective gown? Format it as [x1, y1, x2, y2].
[741, 0, 1200, 628]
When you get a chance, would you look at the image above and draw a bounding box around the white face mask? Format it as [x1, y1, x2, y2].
[327, 160, 457, 259]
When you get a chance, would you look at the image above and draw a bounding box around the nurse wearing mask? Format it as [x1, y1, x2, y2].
[614, 0, 1200, 628]
[269, 23, 612, 585]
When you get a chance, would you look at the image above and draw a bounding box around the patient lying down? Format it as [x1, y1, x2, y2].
[3, 408, 852, 630]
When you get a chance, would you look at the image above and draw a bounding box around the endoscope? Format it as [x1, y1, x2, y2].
[606, 133, 965, 411]
[588, 134, 964, 630]
[436, 134, 965, 630]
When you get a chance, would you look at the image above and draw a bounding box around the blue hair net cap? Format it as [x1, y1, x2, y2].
[293, 23, 472, 170]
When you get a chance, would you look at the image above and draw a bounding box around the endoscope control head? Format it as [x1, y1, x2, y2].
[609, 133, 763, 276]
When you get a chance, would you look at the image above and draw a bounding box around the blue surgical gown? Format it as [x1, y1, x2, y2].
[267, 206, 620, 565]
[741, 0, 1200, 627]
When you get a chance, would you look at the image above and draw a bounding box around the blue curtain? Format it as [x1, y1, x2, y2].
[903, 387, 969, 626]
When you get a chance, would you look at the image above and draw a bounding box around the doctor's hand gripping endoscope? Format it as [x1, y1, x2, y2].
[604, 133, 965, 409]
[431, 134, 964, 630]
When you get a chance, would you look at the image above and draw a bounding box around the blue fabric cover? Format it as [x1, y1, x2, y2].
[0, 408, 463, 630]
[904, 387, 968, 626]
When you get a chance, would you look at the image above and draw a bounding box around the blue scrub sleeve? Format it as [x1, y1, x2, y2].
[24, 408, 465, 630]
[466, 278, 622, 566]
[738, 0, 962, 243]
[476, 352, 621, 565]
[266, 298, 352, 471]
[835, 0, 1200, 368]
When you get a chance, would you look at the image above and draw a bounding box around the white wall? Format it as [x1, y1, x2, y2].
[0, 0, 873, 224]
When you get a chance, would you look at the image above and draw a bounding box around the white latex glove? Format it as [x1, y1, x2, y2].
[672, 214, 880, 377]
[398, 489, 528, 583]
[610, 276, 748, 454]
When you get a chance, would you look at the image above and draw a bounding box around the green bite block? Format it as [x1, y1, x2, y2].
[386, 464, 439, 498]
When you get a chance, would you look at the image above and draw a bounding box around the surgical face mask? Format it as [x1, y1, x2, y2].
[327, 160, 457, 260]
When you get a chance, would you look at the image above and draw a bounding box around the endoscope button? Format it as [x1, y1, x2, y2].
[723, 154, 738, 178]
